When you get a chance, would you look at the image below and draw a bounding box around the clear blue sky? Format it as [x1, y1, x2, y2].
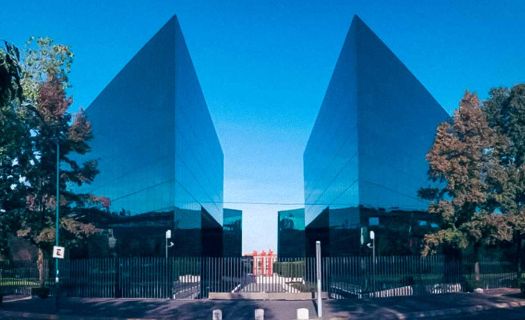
[2, 1, 525, 253]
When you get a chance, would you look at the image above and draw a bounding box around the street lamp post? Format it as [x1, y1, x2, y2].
[369, 230, 376, 295]
[165, 229, 174, 298]
[369, 230, 376, 263]
[165, 230, 174, 259]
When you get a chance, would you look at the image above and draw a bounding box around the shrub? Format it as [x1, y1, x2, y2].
[273, 261, 305, 278]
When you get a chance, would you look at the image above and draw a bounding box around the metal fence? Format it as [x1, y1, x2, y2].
[0, 255, 519, 299]
[0, 260, 50, 295]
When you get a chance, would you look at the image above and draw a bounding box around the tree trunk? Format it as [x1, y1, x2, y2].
[37, 248, 45, 287]
[473, 244, 480, 282]
[517, 234, 523, 280]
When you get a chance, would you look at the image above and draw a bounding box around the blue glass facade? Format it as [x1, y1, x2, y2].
[277, 208, 305, 258]
[223, 209, 242, 257]
[304, 16, 449, 256]
[78, 16, 224, 257]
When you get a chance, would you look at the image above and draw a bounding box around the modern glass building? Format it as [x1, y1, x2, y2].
[223, 209, 242, 257]
[304, 16, 449, 257]
[78, 16, 224, 257]
[277, 208, 305, 258]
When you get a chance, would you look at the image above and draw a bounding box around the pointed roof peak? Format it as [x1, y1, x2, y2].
[350, 15, 373, 31]
[167, 14, 180, 24]
[163, 14, 181, 30]
[352, 14, 364, 23]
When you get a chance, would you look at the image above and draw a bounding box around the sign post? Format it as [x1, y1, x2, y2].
[55, 141, 60, 284]
[52, 246, 63, 311]
[316, 240, 322, 318]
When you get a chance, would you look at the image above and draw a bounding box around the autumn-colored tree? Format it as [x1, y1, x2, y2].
[419, 92, 513, 281]
[0, 38, 100, 284]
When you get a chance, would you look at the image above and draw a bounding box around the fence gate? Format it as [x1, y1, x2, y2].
[205, 257, 316, 299]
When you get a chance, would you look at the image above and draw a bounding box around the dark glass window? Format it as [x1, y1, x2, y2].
[368, 217, 380, 226]
[278, 208, 305, 258]
[223, 209, 242, 257]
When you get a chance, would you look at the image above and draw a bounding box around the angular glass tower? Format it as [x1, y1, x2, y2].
[222, 209, 242, 257]
[79, 16, 224, 257]
[277, 208, 305, 258]
[304, 16, 449, 256]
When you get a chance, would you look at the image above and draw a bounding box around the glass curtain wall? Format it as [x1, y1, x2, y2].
[304, 16, 449, 256]
[77, 16, 224, 257]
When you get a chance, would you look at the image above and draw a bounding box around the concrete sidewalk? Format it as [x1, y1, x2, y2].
[0, 289, 523, 319]
[323, 288, 525, 319]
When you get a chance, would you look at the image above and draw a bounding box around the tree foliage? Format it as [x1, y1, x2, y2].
[0, 38, 100, 267]
[419, 92, 514, 256]
[484, 85, 525, 235]
[0, 41, 32, 258]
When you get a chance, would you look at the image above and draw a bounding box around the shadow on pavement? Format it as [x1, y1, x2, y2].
[322, 292, 525, 319]
[1, 297, 285, 320]
[3, 293, 523, 319]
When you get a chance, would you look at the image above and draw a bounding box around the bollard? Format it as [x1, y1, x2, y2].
[297, 308, 309, 320]
[254, 308, 264, 320]
[212, 309, 222, 320]
[316, 240, 322, 318]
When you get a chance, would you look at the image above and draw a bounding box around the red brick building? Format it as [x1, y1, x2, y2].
[248, 250, 277, 276]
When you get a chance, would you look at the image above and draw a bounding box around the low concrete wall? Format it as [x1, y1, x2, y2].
[208, 292, 314, 300]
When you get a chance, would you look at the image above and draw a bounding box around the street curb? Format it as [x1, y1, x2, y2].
[3, 296, 32, 303]
[401, 299, 525, 319]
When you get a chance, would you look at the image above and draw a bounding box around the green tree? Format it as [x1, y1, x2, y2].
[419, 92, 513, 281]
[0, 41, 32, 259]
[0, 38, 100, 284]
